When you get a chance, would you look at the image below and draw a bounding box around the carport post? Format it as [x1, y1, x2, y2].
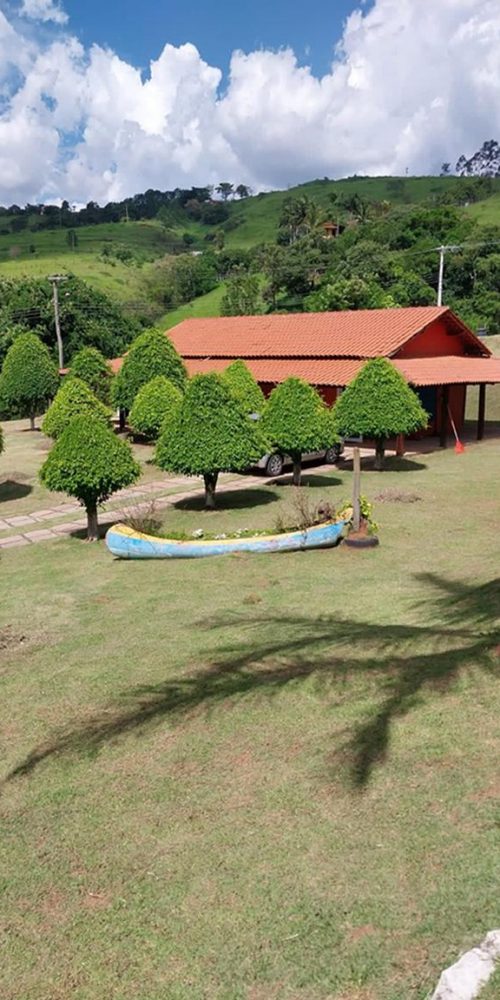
[477, 384, 486, 441]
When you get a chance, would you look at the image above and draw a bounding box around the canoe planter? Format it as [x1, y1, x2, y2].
[105, 520, 349, 560]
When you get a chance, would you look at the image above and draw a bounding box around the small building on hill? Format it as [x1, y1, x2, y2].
[163, 306, 500, 445]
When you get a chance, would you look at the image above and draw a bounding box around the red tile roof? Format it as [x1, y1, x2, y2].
[394, 356, 500, 386]
[169, 306, 480, 359]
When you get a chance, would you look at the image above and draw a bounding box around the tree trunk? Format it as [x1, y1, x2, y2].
[203, 472, 218, 510]
[86, 503, 99, 541]
[118, 408, 126, 432]
[374, 438, 385, 471]
[29, 413, 36, 431]
[292, 457, 302, 487]
[352, 447, 361, 532]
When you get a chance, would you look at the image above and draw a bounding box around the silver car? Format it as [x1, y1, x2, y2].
[256, 442, 344, 477]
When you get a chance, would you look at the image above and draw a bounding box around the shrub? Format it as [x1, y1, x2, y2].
[39, 414, 140, 540]
[221, 359, 265, 415]
[70, 347, 113, 404]
[42, 377, 111, 440]
[0, 332, 59, 429]
[261, 377, 336, 485]
[333, 358, 429, 469]
[112, 329, 187, 412]
[128, 376, 183, 441]
[155, 373, 262, 508]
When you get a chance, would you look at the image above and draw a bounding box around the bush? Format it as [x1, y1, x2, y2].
[221, 360, 265, 415]
[112, 329, 187, 412]
[261, 378, 336, 485]
[42, 377, 111, 439]
[0, 332, 59, 429]
[155, 373, 262, 508]
[333, 357, 428, 469]
[128, 376, 183, 441]
[70, 347, 113, 404]
[40, 414, 140, 539]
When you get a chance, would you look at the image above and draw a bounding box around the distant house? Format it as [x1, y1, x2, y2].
[322, 220, 345, 239]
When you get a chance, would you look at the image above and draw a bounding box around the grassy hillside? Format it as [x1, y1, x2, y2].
[0, 253, 148, 303]
[160, 283, 227, 330]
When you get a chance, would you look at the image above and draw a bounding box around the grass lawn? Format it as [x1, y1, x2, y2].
[160, 282, 227, 331]
[1, 423, 500, 999]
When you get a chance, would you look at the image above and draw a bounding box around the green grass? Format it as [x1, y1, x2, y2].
[466, 193, 500, 227]
[160, 282, 227, 330]
[1, 423, 500, 999]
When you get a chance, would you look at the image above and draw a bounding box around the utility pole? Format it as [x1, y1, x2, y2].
[437, 245, 446, 306]
[47, 274, 67, 369]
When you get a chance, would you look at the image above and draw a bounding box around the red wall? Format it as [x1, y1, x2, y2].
[396, 319, 471, 359]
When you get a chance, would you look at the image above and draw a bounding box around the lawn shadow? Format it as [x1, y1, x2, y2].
[0, 480, 33, 503]
[175, 488, 279, 511]
[358, 457, 428, 473]
[5, 575, 499, 792]
[268, 473, 343, 488]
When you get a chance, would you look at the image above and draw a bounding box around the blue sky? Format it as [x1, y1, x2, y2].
[64, 0, 363, 79]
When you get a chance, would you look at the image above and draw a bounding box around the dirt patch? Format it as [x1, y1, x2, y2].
[0, 626, 25, 652]
[470, 780, 500, 802]
[347, 923, 376, 944]
[82, 890, 112, 910]
[374, 488, 422, 503]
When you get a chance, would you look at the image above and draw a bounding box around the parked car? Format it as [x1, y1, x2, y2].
[255, 441, 344, 477]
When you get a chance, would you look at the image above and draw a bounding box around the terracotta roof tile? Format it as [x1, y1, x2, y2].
[394, 356, 500, 386]
[169, 307, 452, 359]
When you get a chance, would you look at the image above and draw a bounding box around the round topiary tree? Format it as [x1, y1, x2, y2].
[112, 329, 187, 413]
[221, 359, 265, 415]
[155, 373, 263, 508]
[41, 377, 111, 440]
[261, 377, 336, 486]
[70, 347, 113, 404]
[0, 332, 59, 429]
[128, 376, 183, 441]
[39, 414, 141, 540]
[333, 357, 429, 470]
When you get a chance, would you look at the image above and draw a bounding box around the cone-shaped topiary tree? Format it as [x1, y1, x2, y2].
[261, 377, 336, 486]
[70, 347, 113, 404]
[40, 414, 141, 540]
[155, 373, 263, 508]
[42, 377, 111, 440]
[0, 332, 59, 429]
[112, 329, 187, 413]
[221, 359, 265, 415]
[129, 375, 183, 441]
[333, 357, 429, 470]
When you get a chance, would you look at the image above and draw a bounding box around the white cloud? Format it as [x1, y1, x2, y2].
[20, 0, 68, 25]
[1, 0, 500, 204]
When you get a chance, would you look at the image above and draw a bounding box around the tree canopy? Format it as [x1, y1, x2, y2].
[155, 373, 263, 507]
[128, 375, 183, 441]
[0, 332, 59, 428]
[69, 347, 113, 404]
[261, 377, 336, 485]
[40, 414, 140, 539]
[333, 358, 429, 468]
[221, 360, 265, 415]
[111, 329, 187, 412]
[42, 376, 110, 439]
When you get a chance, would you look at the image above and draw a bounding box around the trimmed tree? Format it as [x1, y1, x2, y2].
[129, 376, 183, 441]
[70, 347, 113, 404]
[221, 359, 265, 415]
[112, 329, 187, 413]
[261, 377, 336, 486]
[39, 414, 140, 540]
[0, 332, 59, 429]
[42, 377, 111, 440]
[333, 357, 429, 470]
[155, 373, 262, 508]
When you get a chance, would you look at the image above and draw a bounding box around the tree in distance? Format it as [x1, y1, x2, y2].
[261, 377, 336, 486]
[221, 359, 265, 415]
[155, 373, 263, 508]
[112, 329, 187, 413]
[0, 332, 59, 430]
[333, 357, 428, 470]
[40, 414, 140, 540]
[42, 376, 111, 440]
[128, 376, 183, 441]
[70, 347, 113, 404]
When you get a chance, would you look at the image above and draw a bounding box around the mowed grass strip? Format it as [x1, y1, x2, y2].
[1, 437, 500, 999]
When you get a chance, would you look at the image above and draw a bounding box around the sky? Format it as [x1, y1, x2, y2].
[0, 0, 499, 206]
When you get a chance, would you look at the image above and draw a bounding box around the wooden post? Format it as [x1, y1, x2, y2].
[440, 387, 449, 449]
[352, 447, 361, 532]
[477, 384, 486, 441]
[395, 433, 405, 457]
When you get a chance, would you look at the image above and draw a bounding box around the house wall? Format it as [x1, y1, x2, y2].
[396, 319, 471, 359]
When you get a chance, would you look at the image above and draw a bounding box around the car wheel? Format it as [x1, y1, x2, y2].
[325, 446, 340, 464]
[265, 453, 284, 477]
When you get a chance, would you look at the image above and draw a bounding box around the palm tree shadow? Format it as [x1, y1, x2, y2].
[4, 575, 500, 790]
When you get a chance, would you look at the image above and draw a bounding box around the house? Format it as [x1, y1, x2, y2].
[163, 306, 500, 446]
[322, 220, 345, 239]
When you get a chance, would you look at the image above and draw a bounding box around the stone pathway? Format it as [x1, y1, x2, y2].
[0, 473, 270, 549]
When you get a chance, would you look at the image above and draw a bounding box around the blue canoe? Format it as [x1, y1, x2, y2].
[105, 519, 348, 559]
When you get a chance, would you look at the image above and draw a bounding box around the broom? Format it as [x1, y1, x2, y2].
[447, 404, 465, 454]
